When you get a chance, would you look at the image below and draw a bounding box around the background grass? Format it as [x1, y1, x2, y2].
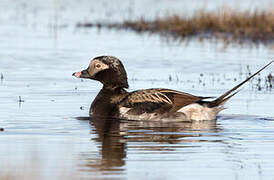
[78, 7, 274, 43]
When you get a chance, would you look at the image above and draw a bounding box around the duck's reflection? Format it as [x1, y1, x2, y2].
[79, 116, 221, 174]
[90, 117, 127, 169]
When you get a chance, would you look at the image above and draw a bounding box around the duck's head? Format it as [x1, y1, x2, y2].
[73, 56, 129, 89]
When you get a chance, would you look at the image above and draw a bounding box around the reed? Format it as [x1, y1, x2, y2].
[77, 8, 274, 43]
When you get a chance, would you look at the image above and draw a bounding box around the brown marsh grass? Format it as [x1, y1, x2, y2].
[77, 7, 274, 43]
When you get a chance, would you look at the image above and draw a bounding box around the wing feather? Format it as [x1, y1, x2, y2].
[127, 89, 173, 104]
[118, 88, 207, 115]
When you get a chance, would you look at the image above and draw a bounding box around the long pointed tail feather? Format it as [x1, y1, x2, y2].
[209, 60, 274, 107]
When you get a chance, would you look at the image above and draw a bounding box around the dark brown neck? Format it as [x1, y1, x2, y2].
[103, 84, 122, 91]
[90, 86, 128, 118]
[102, 82, 128, 91]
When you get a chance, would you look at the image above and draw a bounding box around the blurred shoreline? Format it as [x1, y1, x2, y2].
[77, 7, 274, 44]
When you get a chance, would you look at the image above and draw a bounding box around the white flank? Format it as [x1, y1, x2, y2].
[178, 103, 222, 121]
[119, 107, 158, 120]
[119, 104, 223, 121]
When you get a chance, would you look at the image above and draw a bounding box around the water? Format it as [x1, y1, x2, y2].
[1, 0, 274, 179]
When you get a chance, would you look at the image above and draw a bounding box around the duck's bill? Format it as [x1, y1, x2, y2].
[72, 69, 90, 78]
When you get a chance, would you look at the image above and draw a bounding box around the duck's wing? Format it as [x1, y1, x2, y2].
[118, 88, 211, 115]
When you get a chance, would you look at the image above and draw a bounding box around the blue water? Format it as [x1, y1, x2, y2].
[1, 0, 274, 179]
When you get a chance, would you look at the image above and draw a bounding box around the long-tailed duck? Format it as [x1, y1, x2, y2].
[73, 56, 273, 121]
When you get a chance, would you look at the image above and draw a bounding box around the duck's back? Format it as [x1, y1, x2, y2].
[117, 88, 212, 121]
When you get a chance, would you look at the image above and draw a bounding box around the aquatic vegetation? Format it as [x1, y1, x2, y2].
[131, 66, 274, 92]
[18, 96, 25, 103]
[77, 8, 274, 43]
[1, 73, 3, 82]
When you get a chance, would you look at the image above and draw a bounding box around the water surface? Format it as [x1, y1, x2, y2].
[1, 0, 274, 179]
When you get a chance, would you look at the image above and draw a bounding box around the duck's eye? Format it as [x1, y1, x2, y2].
[95, 64, 101, 69]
